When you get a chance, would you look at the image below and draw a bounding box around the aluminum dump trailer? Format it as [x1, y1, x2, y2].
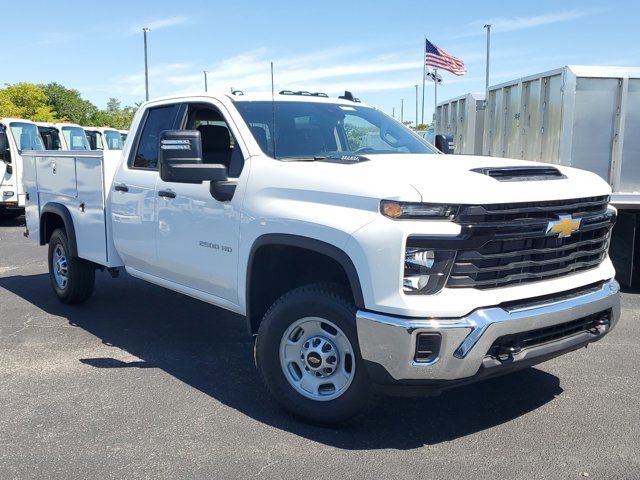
[483, 65, 640, 284]
[435, 93, 485, 155]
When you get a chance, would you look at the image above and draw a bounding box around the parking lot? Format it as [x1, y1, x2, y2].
[0, 217, 638, 479]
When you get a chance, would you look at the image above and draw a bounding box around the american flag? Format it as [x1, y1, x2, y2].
[425, 38, 467, 76]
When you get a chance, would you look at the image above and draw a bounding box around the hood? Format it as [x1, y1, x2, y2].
[286, 154, 612, 205]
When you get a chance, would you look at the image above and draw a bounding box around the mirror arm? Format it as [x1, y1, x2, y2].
[210, 180, 237, 202]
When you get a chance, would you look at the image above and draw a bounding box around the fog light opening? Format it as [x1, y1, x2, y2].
[414, 333, 442, 363]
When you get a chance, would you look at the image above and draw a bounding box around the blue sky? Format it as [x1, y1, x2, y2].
[3, 0, 639, 122]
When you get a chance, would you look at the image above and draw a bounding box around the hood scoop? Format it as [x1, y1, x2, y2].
[471, 166, 566, 182]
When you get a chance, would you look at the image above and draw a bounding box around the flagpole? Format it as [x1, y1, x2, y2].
[421, 36, 426, 125]
[434, 68, 438, 133]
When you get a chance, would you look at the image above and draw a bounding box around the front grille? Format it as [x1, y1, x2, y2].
[487, 309, 611, 358]
[447, 196, 614, 289]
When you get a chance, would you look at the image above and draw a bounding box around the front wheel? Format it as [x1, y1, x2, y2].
[48, 228, 96, 304]
[255, 284, 374, 424]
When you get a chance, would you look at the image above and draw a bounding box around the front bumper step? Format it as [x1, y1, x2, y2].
[356, 279, 620, 383]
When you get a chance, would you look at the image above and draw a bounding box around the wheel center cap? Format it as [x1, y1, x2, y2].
[301, 335, 339, 377]
[306, 352, 322, 368]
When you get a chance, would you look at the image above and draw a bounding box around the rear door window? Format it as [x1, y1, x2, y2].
[132, 105, 179, 169]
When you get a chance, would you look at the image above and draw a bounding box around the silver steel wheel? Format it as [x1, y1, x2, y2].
[52, 244, 69, 289]
[279, 316, 356, 401]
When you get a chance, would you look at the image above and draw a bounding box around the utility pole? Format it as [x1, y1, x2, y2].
[421, 36, 426, 125]
[203, 70, 209, 92]
[433, 68, 438, 133]
[415, 84, 419, 127]
[484, 24, 491, 90]
[392, 107, 395, 118]
[142, 27, 150, 101]
[400, 99, 404, 122]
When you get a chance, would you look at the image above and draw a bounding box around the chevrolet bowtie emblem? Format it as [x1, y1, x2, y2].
[546, 214, 581, 238]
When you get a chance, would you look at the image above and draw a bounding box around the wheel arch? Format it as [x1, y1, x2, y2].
[245, 234, 365, 335]
[40, 203, 78, 257]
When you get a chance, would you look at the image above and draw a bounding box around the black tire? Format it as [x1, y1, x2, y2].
[48, 228, 95, 304]
[255, 283, 375, 425]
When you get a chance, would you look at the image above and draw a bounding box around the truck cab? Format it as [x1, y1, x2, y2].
[0, 118, 44, 218]
[23, 92, 620, 424]
[83, 126, 124, 151]
[36, 122, 90, 151]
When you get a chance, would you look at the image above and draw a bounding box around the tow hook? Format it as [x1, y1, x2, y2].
[494, 344, 523, 361]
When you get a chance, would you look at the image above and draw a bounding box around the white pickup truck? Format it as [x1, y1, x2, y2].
[1, 117, 44, 218]
[36, 122, 91, 151]
[23, 91, 620, 424]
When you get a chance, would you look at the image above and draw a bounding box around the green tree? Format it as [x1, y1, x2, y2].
[43, 82, 98, 124]
[0, 83, 57, 121]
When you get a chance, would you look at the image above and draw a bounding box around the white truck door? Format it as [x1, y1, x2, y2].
[154, 101, 245, 305]
[110, 104, 181, 274]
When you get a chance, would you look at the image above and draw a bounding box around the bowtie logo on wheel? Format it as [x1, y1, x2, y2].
[546, 214, 581, 238]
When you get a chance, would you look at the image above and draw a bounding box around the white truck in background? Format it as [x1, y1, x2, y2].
[0, 118, 44, 219]
[23, 91, 620, 424]
[36, 122, 90, 151]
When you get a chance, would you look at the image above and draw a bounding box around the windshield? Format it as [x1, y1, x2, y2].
[234, 101, 436, 159]
[104, 130, 124, 150]
[61, 126, 90, 150]
[10, 122, 44, 152]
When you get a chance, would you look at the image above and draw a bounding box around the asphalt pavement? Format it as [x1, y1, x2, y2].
[1, 216, 639, 479]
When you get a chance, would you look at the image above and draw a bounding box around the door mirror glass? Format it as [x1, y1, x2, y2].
[158, 130, 229, 184]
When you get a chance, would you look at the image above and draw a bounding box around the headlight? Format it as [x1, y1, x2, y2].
[404, 247, 456, 295]
[381, 200, 458, 220]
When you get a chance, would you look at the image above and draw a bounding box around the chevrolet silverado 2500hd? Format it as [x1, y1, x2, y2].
[23, 91, 620, 424]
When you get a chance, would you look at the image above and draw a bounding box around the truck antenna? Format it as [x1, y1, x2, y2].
[271, 61, 277, 158]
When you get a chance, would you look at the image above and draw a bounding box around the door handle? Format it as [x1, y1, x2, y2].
[114, 184, 128, 192]
[158, 190, 176, 199]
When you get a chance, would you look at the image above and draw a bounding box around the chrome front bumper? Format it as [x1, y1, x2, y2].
[356, 279, 621, 382]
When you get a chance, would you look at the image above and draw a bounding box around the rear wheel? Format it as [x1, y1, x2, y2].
[48, 228, 95, 304]
[255, 284, 375, 425]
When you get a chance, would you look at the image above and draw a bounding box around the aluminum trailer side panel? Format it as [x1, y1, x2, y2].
[436, 93, 485, 155]
[483, 65, 640, 208]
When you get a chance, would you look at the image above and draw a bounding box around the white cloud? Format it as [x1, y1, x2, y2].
[456, 9, 600, 37]
[35, 32, 77, 46]
[129, 15, 189, 34]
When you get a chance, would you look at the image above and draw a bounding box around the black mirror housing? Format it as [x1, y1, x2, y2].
[158, 130, 229, 184]
[435, 134, 455, 154]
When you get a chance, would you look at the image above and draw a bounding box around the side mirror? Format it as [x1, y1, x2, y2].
[159, 130, 228, 184]
[0, 130, 9, 162]
[435, 134, 455, 154]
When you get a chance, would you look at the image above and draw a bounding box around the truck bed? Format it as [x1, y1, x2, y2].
[22, 150, 123, 268]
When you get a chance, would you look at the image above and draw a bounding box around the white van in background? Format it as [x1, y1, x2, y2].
[0, 118, 44, 218]
[36, 122, 90, 151]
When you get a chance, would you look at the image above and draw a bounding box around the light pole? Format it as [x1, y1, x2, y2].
[400, 98, 404, 123]
[203, 70, 209, 92]
[142, 27, 150, 101]
[484, 24, 491, 90]
[414, 84, 419, 127]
